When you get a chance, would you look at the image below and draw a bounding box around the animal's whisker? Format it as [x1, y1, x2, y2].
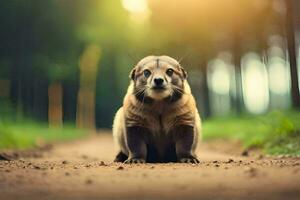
[173, 87, 184, 95]
[134, 88, 147, 112]
[113, 55, 201, 164]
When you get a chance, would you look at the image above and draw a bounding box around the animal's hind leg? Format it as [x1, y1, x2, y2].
[114, 151, 128, 162]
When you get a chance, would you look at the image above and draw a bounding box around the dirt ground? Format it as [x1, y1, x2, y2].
[0, 131, 300, 200]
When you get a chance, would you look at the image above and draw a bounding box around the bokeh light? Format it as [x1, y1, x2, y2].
[208, 59, 231, 95]
[242, 53, 269, 114]
[121, 0, 150, 23]
[268, 57, 289, 95]
[122, 0, 149, 13]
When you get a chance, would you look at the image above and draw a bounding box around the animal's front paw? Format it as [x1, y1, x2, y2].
[179, 157, 200, 164]
[124, 158, 146, 164]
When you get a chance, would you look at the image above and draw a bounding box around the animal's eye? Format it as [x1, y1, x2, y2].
[143, 69, 151, 78]
[166, 68, 174, 77]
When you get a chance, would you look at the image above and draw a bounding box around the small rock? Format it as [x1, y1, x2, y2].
[65, 172, 70, 176]
[117, 166, 124, 170]
[62, 160, 69, 164]
[241, 150, 249, 157]
[227, 159, 234, 163]
[215, 164, 220, 167]
[85, 164, 92, 168]
[33, 165, 41, 170]
[0, 154, 11, 161]
[212, 160, 218, 163]
[98, 161, 106, 166]
[150, 166, 155, 169]
[85, 179, 93, 184]
[5, 169, 10, 173]
[244, 167, 257, 177]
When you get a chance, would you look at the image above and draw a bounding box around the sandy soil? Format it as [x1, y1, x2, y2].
[0, 131, 300, 200]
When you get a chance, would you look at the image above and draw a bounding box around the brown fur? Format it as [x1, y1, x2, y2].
[113, 55, 201, 163]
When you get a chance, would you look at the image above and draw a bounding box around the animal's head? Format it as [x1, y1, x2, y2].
[130, 55, 188, 102]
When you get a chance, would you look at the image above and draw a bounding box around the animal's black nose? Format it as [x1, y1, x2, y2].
[154, 78, 164, 86]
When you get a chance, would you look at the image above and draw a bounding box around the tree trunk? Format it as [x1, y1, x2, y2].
[48, 82, 63, 128]
[286, 0, 300, 108]
[233, 30, 244, 113]
[0, 79, 10, 98]
[201, 63, 211, 118]
[76, 44, 101, 130]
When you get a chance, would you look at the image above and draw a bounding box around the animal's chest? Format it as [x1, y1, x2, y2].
[145, 114, 174, 135]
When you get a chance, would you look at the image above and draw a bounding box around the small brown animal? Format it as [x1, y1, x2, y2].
[113, 55, 201, 163]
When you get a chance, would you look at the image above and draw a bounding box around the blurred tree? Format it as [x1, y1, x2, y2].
[0, 0, 83, 124]
[285, 0, 300, 108]
[232, 24, 244, 114]
[0, 0, 298, 127]
[77, 45, 101, 129]
[32, 0, 82, 127]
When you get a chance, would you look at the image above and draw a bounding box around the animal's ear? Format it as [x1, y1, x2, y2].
[129, 68, 136, 80]
[180, 67, 188, 79]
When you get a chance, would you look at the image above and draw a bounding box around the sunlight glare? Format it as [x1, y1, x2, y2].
[122, 0, 149, 13]
[121, 0, 150, 23]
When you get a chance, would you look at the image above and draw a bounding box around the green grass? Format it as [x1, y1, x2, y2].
[203, 110, 300, 156]
[0, 120, 87, 150]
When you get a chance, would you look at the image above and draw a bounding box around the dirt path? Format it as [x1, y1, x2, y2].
[1, 131, 300, 200]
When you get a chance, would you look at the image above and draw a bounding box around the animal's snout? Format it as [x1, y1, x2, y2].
[154, 78, 164, 86]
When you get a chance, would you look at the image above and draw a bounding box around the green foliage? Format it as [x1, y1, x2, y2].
[0, 100, 15, 119]
[0, 120, 87, 150]
[0, 96, 86, 150]
[203, 111, 300, 156]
